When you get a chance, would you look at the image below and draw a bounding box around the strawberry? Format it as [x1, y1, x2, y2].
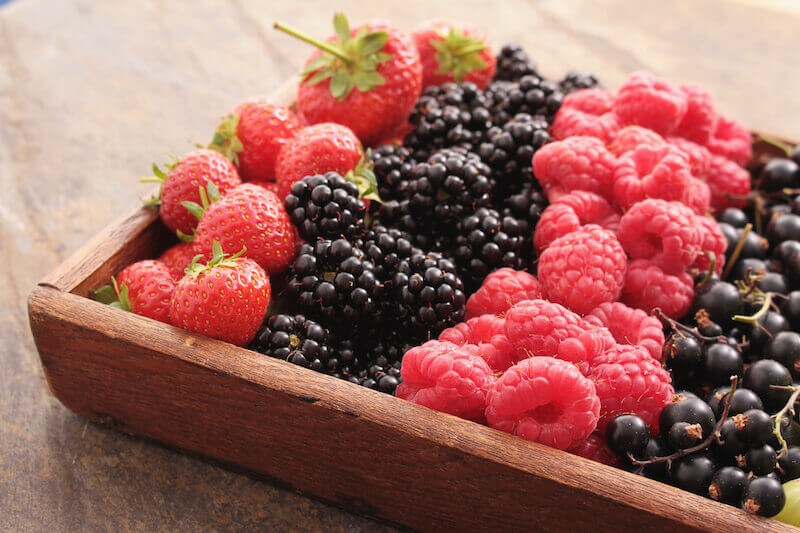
[274, 14, 422, 146]
[208, 98, 302, 182]
[143, 149, 241, 237]
[157, 241, 198, 281]
[91, 260, 176, 324]
[193, 183, 296, 275]
[412, 21, 496, 90]
[249, 180, 280, 196]
[169, 242, 270, 347]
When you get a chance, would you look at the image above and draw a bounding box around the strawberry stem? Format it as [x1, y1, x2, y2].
[274, 22, 354, 64]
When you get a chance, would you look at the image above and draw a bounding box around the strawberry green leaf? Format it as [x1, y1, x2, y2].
[359, 31, 388, 55]
[90, 285, 118, 305]
[333, 13, 350, 43]
[302, 56, 331, 77]
[182, 201, 205, 220]
[330, 70, 350, 100]
[208, 113, 243, 165]
[306, 68, 334, 85]
[429, 28, 488, 83]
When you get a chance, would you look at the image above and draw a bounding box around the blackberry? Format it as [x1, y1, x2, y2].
[284, 172, 366, 242]
[348, 360, 403, 394]
[485, 75, 564, 123]
[501, 184, 548, 260]
[288, 239, 382, 329]
[373, 199, 434, 251]
[369, 144, 416, 203]
[452, 207, 525, 292]
[360, 328, 413, 368]
[251, 314, 337, 373]
[357, 224, 422, 283]
[390, 251, 467, 341]
[331, 338, 361, 380]
[558, 70, 602, 94]
[493, 43, 540, 82]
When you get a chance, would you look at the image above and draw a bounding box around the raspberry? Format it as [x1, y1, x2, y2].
[620, 259, 694, 319]
[706, 115, 752, 166]
[666, 137, 712, 179]
[705, 154, 751, 212]
[568, 432, 622, 467]
[504, 299, 616, 375]
[560, 88, 615, 115]
[440, 315, 515, 372]
[691, 215, 728, 275]
[532, 136, 617, 201]
[617, 199, 703, 274]
[584, 302, 665, 361]
[608, 126, 665, 156]
[396, 340, 495, 422]
[485, 357, 600, 450]
[534, 191, 620, 252]
[613, 144, 709, 214]
[589, 344, 674, 434]
[465, 268, 543, 319]
[673, 84, 717, 144]
[551, 109, 620, 144]
[685, 178, 712, 216]
[538, 226, 627, 315]
[613, 71, 688, 136]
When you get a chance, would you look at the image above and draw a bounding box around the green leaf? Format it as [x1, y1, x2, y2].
[330, 70, 350, 100]
[90, 285, 117, 305]
[333, 13, 350, 44]
[177, 229, 195, 244]
[359, 31, 388, 55]
[206, 182, 220, 203]
[302, 56, 331, 76]
[306, 68, 333, 85]
[182, 201, 205, 221]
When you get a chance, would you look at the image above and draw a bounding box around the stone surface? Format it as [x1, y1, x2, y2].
[0, 0, 798, 530]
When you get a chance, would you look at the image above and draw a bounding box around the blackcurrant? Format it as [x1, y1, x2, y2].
[667, 421, 704, 450]
[734, 408, 774, 446]
[759, 158, 800, 193]
[669, 453, 717, 495]
[742, 476, 786, 517]
[659, 396, 716, 437]
[780, 291, 800, 328]
[757, 272, 789, 294]
[664, 334, 703, 371]
[693, 282, 742, 325]
[779, 447, 800, 482]
[743, 359, 793, 413]
[707, 387, 763, 419]
[730, 258, 769, 282]
[766, 331, 800, 378]
[747, 311, 789, 352]
[605, 414, 650, 457]
[708, 466, 748, 506]
[741, 444, 777, 476]
[702, 343, 744, 386]
[768, 213, 800, 248]
[718, 208, 749, 229]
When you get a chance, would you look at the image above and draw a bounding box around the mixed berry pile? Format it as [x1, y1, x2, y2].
[90, 14, 800, 523]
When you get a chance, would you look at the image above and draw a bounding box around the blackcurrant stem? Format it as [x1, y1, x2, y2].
[732, 292, 773, 325]
[694, 252, 716, 290]
[652, 308, 733, 344]
[628, 376, 740, 467]
[754, 195, 764, 237]
[722, 223, 752, 280]
[771, 384, 800, 458]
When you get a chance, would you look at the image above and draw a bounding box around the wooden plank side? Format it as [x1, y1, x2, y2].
[28, 286, 795, 533]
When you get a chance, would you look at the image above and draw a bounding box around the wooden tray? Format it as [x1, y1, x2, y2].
[27, 93, 800, 530]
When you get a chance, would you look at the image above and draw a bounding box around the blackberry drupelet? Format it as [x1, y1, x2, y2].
[373, 199, 435, 252]
[358, 224, 422, 283]
[369, 144, 416, 204]
[485, 75, 564, 123]
[558, 70, 603, 94]
[452, 207, 525, 292]
[288, 239, 382, 329]
[251, 314, 337, 373]
[348, 360, 403, 394]
[391, 251, 467, 340]
[493, 43, 541, 82]
[284, 172, 366, 242]
[501, 184, 548, 260]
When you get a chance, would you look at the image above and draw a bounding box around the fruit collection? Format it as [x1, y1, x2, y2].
[90, 14, 800, 523]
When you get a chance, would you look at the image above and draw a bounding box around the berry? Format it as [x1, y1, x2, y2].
[396, 340, 494, 422]
[157, 242, 198, 281]
[659, 395, 716, 440]
[370, 144, 416, 203]
[465, 268, 543, 319]
[707, 387, 763, 419]
[208, 99, 302, 182]
[691, 216, 728, 275]
[605, 414, 650, 457]
[669, 453, 717, 495]
[748, 312, 790, 353]
[590, 345, 675, 434]
[742, 476, 786, 517]
[664, 334, 703, 371]
[674, 84, 717, 144]
[702, 343, 744, 386]
[92, 260, 176, 325]
[538, 225, 627, 315]
[149, 149, 241, 236]
[734, 410, 773, 447]
[534, 191, 620, 252]
[501, 184, 548, 259]
[740, 443, 777, 477]
[486, 75, 564, 123]
[743, 360, 793, 413]
[169, 242, 270, 347]
[692, 281, 742, 326]
[584, 302, 665, 361]
[779, 447, 800, 482]
[551, 90, 620, 143]
[439, 314, 514, 372]
[531, 136, 617, 201]
[704, 154, 751, 212]
[493, 43, 539, 82]
[667, 137, 712, 178]
[568, 432, 622, 467]
[275, 123, 364, 201]
[373, 198, 434, 251]
[766, 331, 800, 378]
[619, 259, 694, 319]
[709, 466, 748, 506]
[719, 208, 749, 228]
[781, 291, 800, 329]
[617, 199, 703, 274]
[485, 357, 600, 450]
[285, 16, 422, 147]
[706, 115, 752, 167]
[193, 184, 296, 275]
[768, 214, 800, 248]
[636, 437, 671, 480]
[667, 421, 704, 450]
[412, 22, 495, 89]
[608, 125, 665, 156]
[718, 418, 749, 460]
[613, 71, 688, 136]
[759, 158, 800, 193]
[358, 224, 421, 283]
[558, 70, 602, 95]
[284, 172, 366, 242]
[773, 240, 800, 266]
[251, 314, 337, 373]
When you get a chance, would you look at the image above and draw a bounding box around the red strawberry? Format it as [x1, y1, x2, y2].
[157, 241, 198, 281]
[91, 260, 176, 324]
[144, 149, 241, 237]
[412, 21, 496, 90]
[193, 183, 296, 275]
[208, 98, 302, 182]
[275, 14, 422, 146]
[169, 242, 270, 346]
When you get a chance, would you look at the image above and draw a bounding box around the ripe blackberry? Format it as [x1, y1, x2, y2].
[452, 207, 525, 292]
[373, 199, 434, 251]
[493, 43, 540, 82]
[390, 251, 467, 341]
[408, 147, 494, 226]
[501, 184, 548, 260]
[357, 224, 422, 283]
[347, 360, 403, 395]
[485, 75, 564, 123]
[288, 239, 382, 329]
[251, 314, 337, 373]
[369, 144, 416, 203]
[558, 70, 602, 94]
[284, 172, 366, 242]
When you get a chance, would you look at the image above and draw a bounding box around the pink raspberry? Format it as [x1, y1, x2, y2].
[617, 199, 703, 274]
[706, 115, 752, 166]
[396, 340, 495, 422]
[439, 315, 515, 372]
[620, 259, 695, 319]
[673, 84, 717, 144]
[608, 126, 665, 156]
[532, 136, 617, 200]
[691, 215, 728, 275]
[613, 71, 688, 136]
[534, 191, 620, 252]
[538, 225, 628, 315]
[705, 154, 752, 212]
[551, 110, 620, 144]
[667, 137, 712, 178]
[589, 344, 674, 434]
[465, 268, 543, 319]
[568, 432, 622, 467]
[560, 88, 615, 115]
[685, 178, 712, 216]
[485, 357, 601, 450]
[504, 299, 616, 375]
[613, 144, 709, 214]
[584, 302, 665, 362]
